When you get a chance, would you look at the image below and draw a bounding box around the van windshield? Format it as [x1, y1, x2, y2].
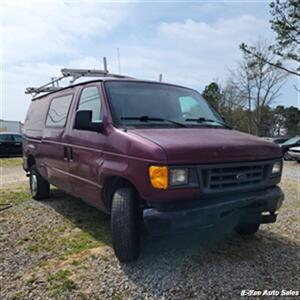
[105, 81, 225, 128]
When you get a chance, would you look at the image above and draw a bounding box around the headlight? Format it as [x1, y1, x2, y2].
[272, 161, 282, 174]
[170, 168, 188, 186]
[149, 166, 168, 189]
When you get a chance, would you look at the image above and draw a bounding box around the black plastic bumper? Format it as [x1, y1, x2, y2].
[143, 186, 284, 235]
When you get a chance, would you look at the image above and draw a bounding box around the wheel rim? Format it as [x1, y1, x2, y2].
[31, 173, 37, 197]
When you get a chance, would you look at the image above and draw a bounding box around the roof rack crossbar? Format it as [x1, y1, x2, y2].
[25, 57, 134, 97]
[25, 86, 63, 95]
[61, 68, 109, 83]
[25, 75, 66, 96]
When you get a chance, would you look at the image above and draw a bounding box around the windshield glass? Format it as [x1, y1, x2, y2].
[282, 136, 300, 145]
[105, 81, 223, 128]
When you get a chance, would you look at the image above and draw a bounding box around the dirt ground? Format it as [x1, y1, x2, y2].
[0, 159, 299, 300]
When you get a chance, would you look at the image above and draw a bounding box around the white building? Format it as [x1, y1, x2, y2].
[0, 119, 23, 134]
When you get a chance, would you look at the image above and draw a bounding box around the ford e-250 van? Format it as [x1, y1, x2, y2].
[23, 68, 284, 262]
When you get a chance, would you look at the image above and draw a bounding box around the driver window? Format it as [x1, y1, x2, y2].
[77, 86, 102, 122]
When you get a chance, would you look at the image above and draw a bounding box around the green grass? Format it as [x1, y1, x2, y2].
[26, 274, 38, 286]
[1, 186, 111, 259]
[47, 270, 76, 298]
[24, 197, 111, 257]
[0, 185, 30, 206]
[27, 219, 111, 257]
[0, 157, 23, 167]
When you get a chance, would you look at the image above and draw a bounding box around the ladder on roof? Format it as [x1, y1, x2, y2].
[25, 57, 133, 97]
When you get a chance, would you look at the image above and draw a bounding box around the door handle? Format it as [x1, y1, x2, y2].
[68, 147, 73, 161]
[63, 146, 73, 162]
[63, 146, 69, 161]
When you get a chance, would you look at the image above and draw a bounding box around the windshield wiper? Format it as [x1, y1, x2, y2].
[120, 116, 186, 128]
[185, 117, 232, 129]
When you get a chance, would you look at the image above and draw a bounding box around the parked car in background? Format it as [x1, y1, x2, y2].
[23, 69, 284, 262]
[0, 132, 23, 157]
[279, 136, 300, 160]
[288, 146, 300, 163]
[261, 137, 290, 144]
[272, 137, 291, 144]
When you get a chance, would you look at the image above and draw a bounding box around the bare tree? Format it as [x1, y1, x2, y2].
[229, 40, 287, 136]
[241, 0, 300, 77]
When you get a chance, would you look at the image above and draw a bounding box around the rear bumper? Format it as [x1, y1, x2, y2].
[143, 186, 284, 235]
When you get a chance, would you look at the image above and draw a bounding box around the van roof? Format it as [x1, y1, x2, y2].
[31, 78, 197, 101]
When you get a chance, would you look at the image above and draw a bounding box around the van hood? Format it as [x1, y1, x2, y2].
[129, 128, 282, 164]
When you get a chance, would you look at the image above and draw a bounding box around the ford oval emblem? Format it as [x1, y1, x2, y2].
[236, 173, 247, 181]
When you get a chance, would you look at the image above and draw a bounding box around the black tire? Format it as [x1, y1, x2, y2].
[235, 223, 260, 235]
[111, 188, 140, 262]
[29, 164, 50, 200]
[283, 152, 291, 161]
[297, 160, 300, 164]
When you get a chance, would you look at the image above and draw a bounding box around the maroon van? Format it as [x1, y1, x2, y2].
[23, 70, 284, 262]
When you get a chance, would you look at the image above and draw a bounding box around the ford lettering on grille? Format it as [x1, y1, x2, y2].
[236, 173, 247, 181]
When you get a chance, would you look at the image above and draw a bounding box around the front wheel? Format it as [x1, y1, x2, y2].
[111, 188, 141, 262]
[29, 164, 50, 200]
[235, 223, 260, 235]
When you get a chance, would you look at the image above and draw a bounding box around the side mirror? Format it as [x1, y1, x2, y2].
[74, 110, 103, 132]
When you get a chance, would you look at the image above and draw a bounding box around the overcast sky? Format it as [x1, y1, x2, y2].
[1, 0, 298, 122]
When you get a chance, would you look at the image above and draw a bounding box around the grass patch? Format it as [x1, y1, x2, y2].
[0, 157, 22, 167]
[47, 270, 76, 298]
[27, 222, 110, 257]
[26, 273, 38, 286]
[0, 185, 30, 206]
[26, 205, 111, 258]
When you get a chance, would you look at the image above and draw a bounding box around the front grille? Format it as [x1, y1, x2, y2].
[199, 161, 272, 193]
[290, 149, 300, 153]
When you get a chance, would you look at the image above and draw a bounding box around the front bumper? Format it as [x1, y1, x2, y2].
[143, 186, 284, 235]
[288, 151, 300, 160]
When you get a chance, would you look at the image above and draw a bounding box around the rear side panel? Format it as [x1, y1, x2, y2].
[23, 89, 76, 195]
[23, 95, 52, 175]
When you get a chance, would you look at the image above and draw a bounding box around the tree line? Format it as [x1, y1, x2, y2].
[201, 0, 299, 137]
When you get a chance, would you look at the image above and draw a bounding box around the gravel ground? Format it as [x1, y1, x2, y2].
[0, 165, 27, 188]
[0, 161, 299, 299]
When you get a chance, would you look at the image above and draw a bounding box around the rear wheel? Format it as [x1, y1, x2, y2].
[235, 223, 260, 235]
[283, 152, 291, 161]
[29, 164, 50, 200]
[111, 188, 140, 262]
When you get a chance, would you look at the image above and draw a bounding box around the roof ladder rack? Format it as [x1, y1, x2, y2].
[25, 57, 133, 97]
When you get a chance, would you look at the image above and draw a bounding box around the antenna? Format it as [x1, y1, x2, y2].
[159, 74, 163, 82]
[103, 57, 108, 73]
[117, 48, 121, 74]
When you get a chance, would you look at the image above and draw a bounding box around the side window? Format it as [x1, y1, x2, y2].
[0, 135, 13, 141]
[46, 94, 73, 127]
[77, 86, 102, 122]
[13, 135, 22, 142]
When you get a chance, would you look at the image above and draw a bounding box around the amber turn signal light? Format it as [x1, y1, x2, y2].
[149, 166, 168, 190]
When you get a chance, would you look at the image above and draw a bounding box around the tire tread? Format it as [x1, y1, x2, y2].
[111, 188, 140, 262]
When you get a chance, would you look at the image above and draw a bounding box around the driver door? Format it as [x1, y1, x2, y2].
[66, 84, 106, 209]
